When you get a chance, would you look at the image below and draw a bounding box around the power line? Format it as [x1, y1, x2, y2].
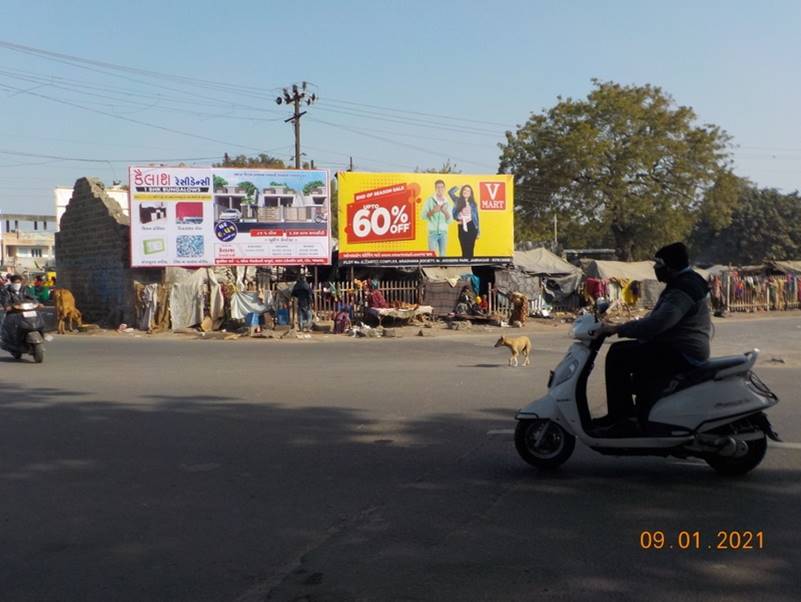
[314, 105, 504, 137]
[0, 149, 228, 163]
[0, 41, 512, 131]
[0, 68, 287, 122]
[324, 97, 513, 128]
[0, 81, 283, 154]
[308, 118, 497, 170]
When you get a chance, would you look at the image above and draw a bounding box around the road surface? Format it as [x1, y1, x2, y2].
[1, 315, 799, 601]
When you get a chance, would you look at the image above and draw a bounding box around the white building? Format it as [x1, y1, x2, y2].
[0, 213, 56, 271]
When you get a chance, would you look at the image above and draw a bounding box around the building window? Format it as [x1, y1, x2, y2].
[44, 221, 48, 230]
[4, 220, 8, 232]
[31, 248, 43, 258]
[34, 221, 38, 230]
[14, 220, 18, 231]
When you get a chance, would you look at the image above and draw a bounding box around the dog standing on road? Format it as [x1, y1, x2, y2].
[494, 335, 532, 367]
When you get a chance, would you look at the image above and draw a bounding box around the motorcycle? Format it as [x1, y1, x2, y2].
[1, 302, 46, 363]
[514, 301, 780, 476]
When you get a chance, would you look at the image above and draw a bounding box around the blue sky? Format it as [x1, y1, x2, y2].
[0, 0, 799, 214]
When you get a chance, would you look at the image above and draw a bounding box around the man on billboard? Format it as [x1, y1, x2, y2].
[421, 179, 452, 256]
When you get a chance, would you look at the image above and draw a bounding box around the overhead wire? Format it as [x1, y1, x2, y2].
[308, 118, 497, 170]
[0, 81, 285, 154]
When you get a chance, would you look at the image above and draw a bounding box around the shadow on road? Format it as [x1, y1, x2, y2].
[457, 363, 506, 368]
[0, 383, 798, 601]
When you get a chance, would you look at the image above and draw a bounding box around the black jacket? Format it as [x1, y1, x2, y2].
[617, 269, 712, 361]
[1, 286, 36, 308]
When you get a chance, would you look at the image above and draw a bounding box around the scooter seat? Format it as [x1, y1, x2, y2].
[685, 354, 750, 381]
[662, 354, 751, 397]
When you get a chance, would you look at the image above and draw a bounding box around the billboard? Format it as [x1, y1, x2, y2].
[337, 172, 513, 265]
[129, 167, 331, 266]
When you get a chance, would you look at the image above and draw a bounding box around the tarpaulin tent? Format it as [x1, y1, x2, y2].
[769, 260, 801, 275]
[422, 267, 469, 285]
[581, 259, 656, 281]
[169, 268, 224, 330]
[499, 248, 583, 310]
[513, 248, 580, 275]
[581, 259, 664, 307]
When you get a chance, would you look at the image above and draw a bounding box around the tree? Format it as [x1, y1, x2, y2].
[499, 80, 735, 260]
[213, 175, 228, 192]
[303, 180, 325, 195]
[691, 184, 801, 264]
[238, 181, 258, 200]
[214, 153, 286, 169]
[415, 160, 461, 174]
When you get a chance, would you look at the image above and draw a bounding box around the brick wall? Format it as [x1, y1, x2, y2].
[55, 177, 160, 325]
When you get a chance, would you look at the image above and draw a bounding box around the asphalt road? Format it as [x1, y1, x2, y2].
[1, 316, 800, 601]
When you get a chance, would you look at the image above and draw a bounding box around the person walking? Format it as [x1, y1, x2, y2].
[292, 274, 314, 333]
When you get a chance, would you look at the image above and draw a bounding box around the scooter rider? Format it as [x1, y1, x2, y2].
[597, 242, 712, 434]
[1, 275, 38, 348]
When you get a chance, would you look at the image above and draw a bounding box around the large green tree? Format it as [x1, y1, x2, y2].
[499, 80, 735, 259]
[691, 183, 801, 264]
[214, 153, 285, 169]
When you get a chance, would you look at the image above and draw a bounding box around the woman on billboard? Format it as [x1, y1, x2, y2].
[449, 185, 480, 258]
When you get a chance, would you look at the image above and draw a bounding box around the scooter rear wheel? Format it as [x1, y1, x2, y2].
[705, 434, 767, 476]
[515, 419, 575, 470]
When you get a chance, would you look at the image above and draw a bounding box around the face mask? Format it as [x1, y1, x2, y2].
[11, 283, 22, 292]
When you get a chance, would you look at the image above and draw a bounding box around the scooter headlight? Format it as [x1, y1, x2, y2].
[551, 358, 579, 388]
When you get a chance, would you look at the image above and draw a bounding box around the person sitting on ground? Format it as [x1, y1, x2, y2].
[597, 242, 712, 434]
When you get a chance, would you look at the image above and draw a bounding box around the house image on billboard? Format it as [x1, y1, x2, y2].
[258, 185, 327, 223]
[214, 186, 260, 222]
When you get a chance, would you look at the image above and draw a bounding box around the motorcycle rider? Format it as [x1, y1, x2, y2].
[1, 275, 39, 350]
[597, 242, 712, 434]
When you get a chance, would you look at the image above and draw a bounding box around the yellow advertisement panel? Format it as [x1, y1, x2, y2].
[338, 172, 513, 265]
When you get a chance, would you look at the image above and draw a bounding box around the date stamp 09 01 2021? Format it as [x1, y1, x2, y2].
[639, 530, 765, 550]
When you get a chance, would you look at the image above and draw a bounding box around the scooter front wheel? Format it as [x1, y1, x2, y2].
[33, 343, 44, 364]
[515, 419, 575, 470]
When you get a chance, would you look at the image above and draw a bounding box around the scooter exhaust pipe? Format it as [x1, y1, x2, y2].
[716, 436, 748, 458]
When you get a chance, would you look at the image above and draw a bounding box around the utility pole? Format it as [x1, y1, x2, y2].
[276, 82, 317, 169]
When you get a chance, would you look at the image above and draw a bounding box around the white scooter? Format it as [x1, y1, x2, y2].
[515, 302, 781, 475]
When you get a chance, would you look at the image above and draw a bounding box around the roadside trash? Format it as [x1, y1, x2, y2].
[769, 357, 785, 364]
[44, 334, 54, 342]
[117, 323, 128, 332]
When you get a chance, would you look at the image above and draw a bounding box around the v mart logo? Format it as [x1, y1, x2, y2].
[480, 181, 506, 210]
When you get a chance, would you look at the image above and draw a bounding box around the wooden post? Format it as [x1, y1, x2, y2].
[725, 273, 731, 312]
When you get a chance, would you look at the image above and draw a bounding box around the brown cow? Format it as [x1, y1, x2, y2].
[54, 288, 83, 334]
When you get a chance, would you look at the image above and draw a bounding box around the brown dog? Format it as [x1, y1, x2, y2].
[495, 335, 532, 367]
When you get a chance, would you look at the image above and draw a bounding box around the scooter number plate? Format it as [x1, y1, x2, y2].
[22, 311, 37, 318]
